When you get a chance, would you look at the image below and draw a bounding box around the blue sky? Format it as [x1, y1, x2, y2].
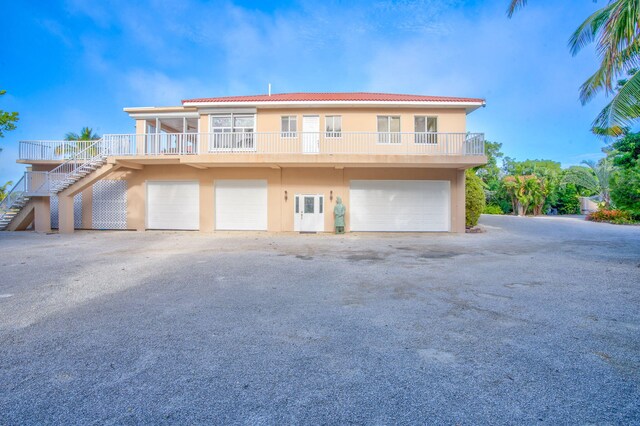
[1, 0, 608, 183]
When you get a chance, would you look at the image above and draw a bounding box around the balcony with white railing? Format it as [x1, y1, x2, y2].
[19, 132, 485, 162]
[19, 140, 102, 162]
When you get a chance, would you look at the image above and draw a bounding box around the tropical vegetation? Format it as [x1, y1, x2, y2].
[586, 208, 634, 224]
[0, 89, 19, 195]
[55, 127, 101, 157]
[465, 170, 485, 227]
[0, 89, 19, 141]
[508, 0, 640, 135]
[562, 159, 613, 207]
[0, 180, 13, 202]
[471, 132, 640, 224]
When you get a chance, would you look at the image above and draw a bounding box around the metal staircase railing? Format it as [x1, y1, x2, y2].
[0, 174, 29, 230]
[47, 138, 109, 194]
[1, 140, 113, 230]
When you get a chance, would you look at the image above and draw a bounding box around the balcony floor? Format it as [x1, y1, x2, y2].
[106, 153, 487, 169]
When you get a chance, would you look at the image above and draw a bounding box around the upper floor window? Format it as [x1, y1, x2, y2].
[210, 114, 255, 150]
[414, 116, 438, 144]
[377, 116, 401, 144]
[211, 115, 232, 133]
[325, 116, 342, 138]
[281, 116, 297, 138]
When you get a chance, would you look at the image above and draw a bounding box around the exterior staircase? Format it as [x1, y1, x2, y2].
[0, 195, 30, 230]
[49, 154, 108, 193]
[1, 139, 110, 231]
[0, 173, 30, 231]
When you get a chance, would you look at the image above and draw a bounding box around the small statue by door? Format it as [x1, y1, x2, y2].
[334, 196, 346, 234]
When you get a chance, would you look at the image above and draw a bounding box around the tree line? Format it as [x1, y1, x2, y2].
[466, 135, 640, 224]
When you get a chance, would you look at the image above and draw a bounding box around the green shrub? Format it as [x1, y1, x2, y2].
[586, 209, 634, 224]
[611, 165, 640, 219]
[466, 170, 486, 227]
[555, 183, 581, 215]
[483, 204, 504, 214]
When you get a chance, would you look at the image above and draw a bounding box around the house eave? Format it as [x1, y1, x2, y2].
[181, 100, 486, 113]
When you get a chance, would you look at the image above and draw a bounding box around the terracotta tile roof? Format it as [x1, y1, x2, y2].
[182, 92, 484, 104]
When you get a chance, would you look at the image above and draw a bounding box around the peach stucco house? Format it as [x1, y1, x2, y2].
[1, 92, 486, 233]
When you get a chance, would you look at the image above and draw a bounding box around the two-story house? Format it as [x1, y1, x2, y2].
[1, 92, 486, 233]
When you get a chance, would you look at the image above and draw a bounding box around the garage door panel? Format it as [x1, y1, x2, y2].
[350, 180, 450, 232]
[215, 180, 267, 231]
[147, 181, 199, 230]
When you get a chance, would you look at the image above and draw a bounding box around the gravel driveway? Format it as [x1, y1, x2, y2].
[1, 215, 639, 424]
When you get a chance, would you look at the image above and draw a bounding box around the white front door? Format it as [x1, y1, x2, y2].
[302, 115, 320, 154]
[294, 194, 324, 232]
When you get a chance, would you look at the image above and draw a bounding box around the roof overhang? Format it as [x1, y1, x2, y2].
[123, 106, 199, 119]
[181, 100, 486, 113]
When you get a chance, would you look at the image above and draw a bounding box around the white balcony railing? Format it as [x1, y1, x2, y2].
[19, 132, 485, 161]
[19, 140, 102, 161]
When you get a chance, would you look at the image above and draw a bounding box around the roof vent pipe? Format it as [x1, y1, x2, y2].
[268, 83, 271, 96]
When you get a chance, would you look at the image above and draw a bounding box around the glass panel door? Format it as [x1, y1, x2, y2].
[304, 196, 315, 213]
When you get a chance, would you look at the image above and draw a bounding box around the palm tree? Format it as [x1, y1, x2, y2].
[504, 174, 546, 216]
[562, 159, 614, 207]
[65, 127, 99, 142]
[508, 1, 640, 135]
[55, 127, 101, 157]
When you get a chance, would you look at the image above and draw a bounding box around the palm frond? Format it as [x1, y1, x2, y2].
[592, 69, 640, 132]
[562, 166, 599, 193]
[591, 125, 627, 136]
[568, 3, 613, 56]
[507, 0, 527, 17]
[64, 132, 80, 141]
[579, 66, 610, 103]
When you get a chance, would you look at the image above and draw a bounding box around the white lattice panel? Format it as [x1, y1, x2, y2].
[50, 193, 83, 229]
[92, 180, 127, 230]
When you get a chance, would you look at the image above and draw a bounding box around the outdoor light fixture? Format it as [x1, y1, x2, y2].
[284, 190, 288, 201]
[330, 190, 333, 201]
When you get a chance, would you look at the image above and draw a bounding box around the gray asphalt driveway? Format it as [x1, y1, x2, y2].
[1, 215, 639, 424]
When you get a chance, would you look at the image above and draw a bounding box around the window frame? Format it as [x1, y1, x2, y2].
[376, 115, 401, 144]
[281, 115, 298, 138]
[325, 115, 342, 139]
[209, 113, 256, 151]
[414, 115, 438, 144]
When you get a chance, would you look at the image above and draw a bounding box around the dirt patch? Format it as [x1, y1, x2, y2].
[346, 251, 384, 262]
[417, 251, 461, 259]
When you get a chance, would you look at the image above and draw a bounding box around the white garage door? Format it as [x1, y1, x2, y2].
[147, 181, 199, 230]
[350, 180, 450, 232]
[215, 180, 267, 230]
